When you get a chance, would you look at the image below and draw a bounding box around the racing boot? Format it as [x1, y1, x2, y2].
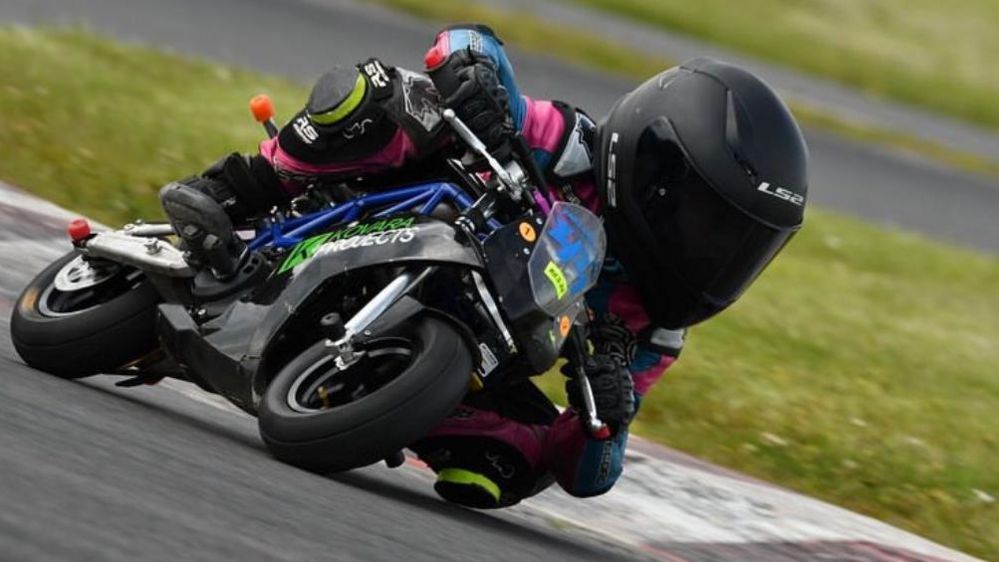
[410, 406, 551, 509]
[160, 181, 248, 280]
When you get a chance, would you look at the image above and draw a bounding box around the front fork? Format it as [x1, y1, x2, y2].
[327, 265, 609, 439]
[324, 266, 437, 368]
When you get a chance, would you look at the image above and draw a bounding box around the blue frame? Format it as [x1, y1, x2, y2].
[249, 181, 498, 251]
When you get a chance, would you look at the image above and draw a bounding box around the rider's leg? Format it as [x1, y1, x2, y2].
[160, 153, 286, 280]
[160, 182, 248, 279]
[409, 405, 554, 508]
[409, 379, 560, 508]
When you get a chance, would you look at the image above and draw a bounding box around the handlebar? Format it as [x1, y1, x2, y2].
[441, 109, 523, 199]
[441, 109, 552, 215]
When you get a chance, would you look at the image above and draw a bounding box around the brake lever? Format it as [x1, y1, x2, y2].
[568, 326, 612, 440]
[440, 109, 558, 217]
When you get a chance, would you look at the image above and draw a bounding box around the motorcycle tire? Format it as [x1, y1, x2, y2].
[258, 315, 473, 473]
[10, 250, 161, 379]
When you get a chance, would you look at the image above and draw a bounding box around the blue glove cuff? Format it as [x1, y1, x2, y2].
[439, 26, 527, 130]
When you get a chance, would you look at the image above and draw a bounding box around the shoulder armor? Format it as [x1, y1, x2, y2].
[385, 67, 447, 154]
[551, 106, 596, 180]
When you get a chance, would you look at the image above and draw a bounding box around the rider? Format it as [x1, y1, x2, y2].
[160, 24, 808, 508]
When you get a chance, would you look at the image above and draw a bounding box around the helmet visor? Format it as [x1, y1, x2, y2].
[635, 121, 797, 304]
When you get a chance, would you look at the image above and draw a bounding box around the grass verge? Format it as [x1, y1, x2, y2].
[0, 27, 305, 226]
[373, 0, 999, 181]
[1, 27, 997, 560]
[562, 0, 999, 133]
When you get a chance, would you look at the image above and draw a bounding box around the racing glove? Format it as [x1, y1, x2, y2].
[428, 49, 514, 154]
[563, 355, 636, 435]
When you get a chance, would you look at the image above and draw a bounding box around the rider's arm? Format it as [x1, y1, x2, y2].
[427, 24, 602, 194]
[542, 276, 683, 497]
[427, 24, 527, 131]
[428, 24, 582, 170]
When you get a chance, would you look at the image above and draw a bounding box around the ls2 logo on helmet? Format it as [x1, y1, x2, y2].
[605, 132, 619, 208]
[757, 181, 804, 206]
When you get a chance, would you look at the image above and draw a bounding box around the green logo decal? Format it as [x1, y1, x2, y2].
[277, 216, 417, 274]
[544, 261, 568, 300]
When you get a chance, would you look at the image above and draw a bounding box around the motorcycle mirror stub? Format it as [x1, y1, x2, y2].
[250, 94, 276, 123]
[250, 94, 279, 138]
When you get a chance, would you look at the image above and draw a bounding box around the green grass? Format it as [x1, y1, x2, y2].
[2, 27, 998, 560]
[0, 27, 306, 226]
[563, 0, 999, 132]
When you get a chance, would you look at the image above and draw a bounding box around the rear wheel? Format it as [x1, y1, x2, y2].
[10, 250, 161, 378]
[258, 315, 473, 473]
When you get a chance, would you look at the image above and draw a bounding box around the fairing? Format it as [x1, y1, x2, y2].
[483, 203, 605, 373]
[157, 215, 484, 412]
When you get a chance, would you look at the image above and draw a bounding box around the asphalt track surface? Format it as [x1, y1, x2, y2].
[4, 0, 999, 253]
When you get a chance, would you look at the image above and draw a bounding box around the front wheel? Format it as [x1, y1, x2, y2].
[257, 315, 474, 473]
[10, 250, 161, 378]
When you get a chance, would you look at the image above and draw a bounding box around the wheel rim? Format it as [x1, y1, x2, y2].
[52, 255, 119, 292]
[286, 338, 415, 414]
[38, 256, 145, 317]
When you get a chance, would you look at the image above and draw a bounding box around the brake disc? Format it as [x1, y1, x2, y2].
[52, 255, 121, 292]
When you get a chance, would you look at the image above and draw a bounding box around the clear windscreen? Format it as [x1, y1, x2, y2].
[527, 202, 607, 316]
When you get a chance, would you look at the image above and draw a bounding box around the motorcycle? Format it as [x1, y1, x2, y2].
[10, 98, 609, 472]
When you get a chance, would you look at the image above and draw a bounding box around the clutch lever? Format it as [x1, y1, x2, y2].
[442, 109, 519, 196]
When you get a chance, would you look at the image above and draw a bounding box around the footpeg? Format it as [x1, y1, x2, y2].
[190, 251, 270, 300]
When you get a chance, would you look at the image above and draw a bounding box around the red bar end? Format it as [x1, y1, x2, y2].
[424, 44, 447, 70]
[68, 218, 91, 242]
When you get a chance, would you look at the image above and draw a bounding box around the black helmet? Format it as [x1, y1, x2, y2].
[594, 58, 808, 329]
